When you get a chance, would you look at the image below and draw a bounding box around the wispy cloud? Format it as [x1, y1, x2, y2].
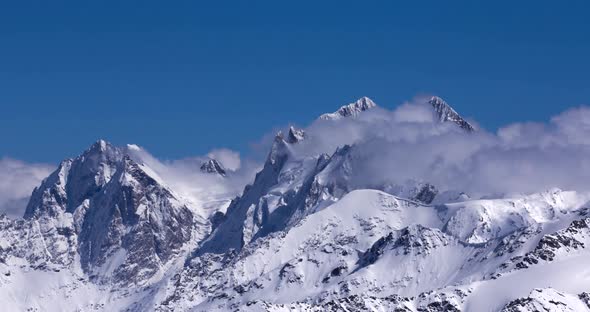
[126, 146, 260, 216]
[0, 146, 260, 219]
[207, 148, 242, 171]
[0, 158, 54, 218]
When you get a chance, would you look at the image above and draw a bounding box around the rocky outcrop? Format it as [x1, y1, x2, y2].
[501, 288, 590, 312]
[319, 96, 377, 120]
[20, 140, 199, 285]
[200, 159, 227, 176]
[429, 96, 474, 132]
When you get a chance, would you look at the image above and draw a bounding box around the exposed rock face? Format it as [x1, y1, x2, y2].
[24, 140, 122, 219]
[498, 217, 590, 273]
[414, 183, 439, 204]
[200, 159, 227, 176]
[78, 156, 195, 284]
[0, 213, 77, 269]
[580, 293, 590, 309]
[286, 126, 306, 144]
[358, 225, 451, 268]
[196, 133, 296, 254]
[501, 288, 590, 312]
[238, 294, 415, 311]
[20, 140, 199, 285]
[429, 96, 475, 131]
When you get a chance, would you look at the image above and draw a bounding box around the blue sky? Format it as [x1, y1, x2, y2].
[1, 1, 589, 163]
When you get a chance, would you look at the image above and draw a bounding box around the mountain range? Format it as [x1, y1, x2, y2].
[1, 96, 589, 312]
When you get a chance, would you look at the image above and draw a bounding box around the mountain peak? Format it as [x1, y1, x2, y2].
[319, 96, 377, 120]
[200, 159, 227, 176]
[22, 140, 198, 286]
[84, 139, 120, 158]
[24, 140, 124, 219]
[428, 96, 475, 132]
[266, 132, 290, 167]
[286, 126, 306, 144]
[89, 139, 109, 151]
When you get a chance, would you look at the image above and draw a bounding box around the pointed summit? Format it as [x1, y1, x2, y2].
[89, 139, 106, 151]
[24, 140, 123, 219]
[319, 96, 377, 120]
[286, 126, 306, 144]
[86, 139, 115, 154]
[23, 140, 198, 285]
[266, 131, 290, 166]
[200, 159, 227, 176]
[428, 96, 475, 132]
[78, 153, 194, 284]
[80, 139, 122, 167]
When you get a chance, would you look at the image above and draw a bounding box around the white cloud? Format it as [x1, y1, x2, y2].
[0, 158, 54, 218]
[207, 148, 241, 171]
[3, 96, 590, 219]
[550, 106, 590, 145]
[125, 146, 259, 217]
[286, 97, 590, 199]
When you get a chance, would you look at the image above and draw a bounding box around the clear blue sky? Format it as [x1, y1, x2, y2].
[1, 1, 589, 163]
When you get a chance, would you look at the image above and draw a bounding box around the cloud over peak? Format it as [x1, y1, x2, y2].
[2, 95, 590, 217]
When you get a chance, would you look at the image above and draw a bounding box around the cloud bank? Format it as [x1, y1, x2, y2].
[288, 97, 590, 199]
[125, 146, 260, 217]
[0, 158, 54, 218]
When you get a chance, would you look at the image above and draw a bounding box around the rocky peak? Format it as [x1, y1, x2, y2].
[24, 139, 123, 219]
[19, 140, 200, 285]
[195, 132, 295, 255]
[319, 96, 377, 120]
[286, 126, 306, 144]
[358, 225, 450, 269]
[428, 96, 475, 132]
[266, 132, 291, 167]
[502, 288, 590, 312]
[393, 225, 450, 255]
[413, 183, 438, 204]
[87, 139, 109, 152]
[200, 159, 227, 176]
[77, 154, 195, 285]
[80, 139, 122, 168]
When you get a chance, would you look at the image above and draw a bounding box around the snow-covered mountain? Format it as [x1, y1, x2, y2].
[200, 159, 227, 177]
[319, 96, 377, 120]
[1, 96, 588, 312]
[11, 140, 208, 286]
[429, 96, 475, 131]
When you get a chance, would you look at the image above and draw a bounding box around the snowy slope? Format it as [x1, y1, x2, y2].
[501, 288, 590, 312]
[161, 189, 590, 311]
